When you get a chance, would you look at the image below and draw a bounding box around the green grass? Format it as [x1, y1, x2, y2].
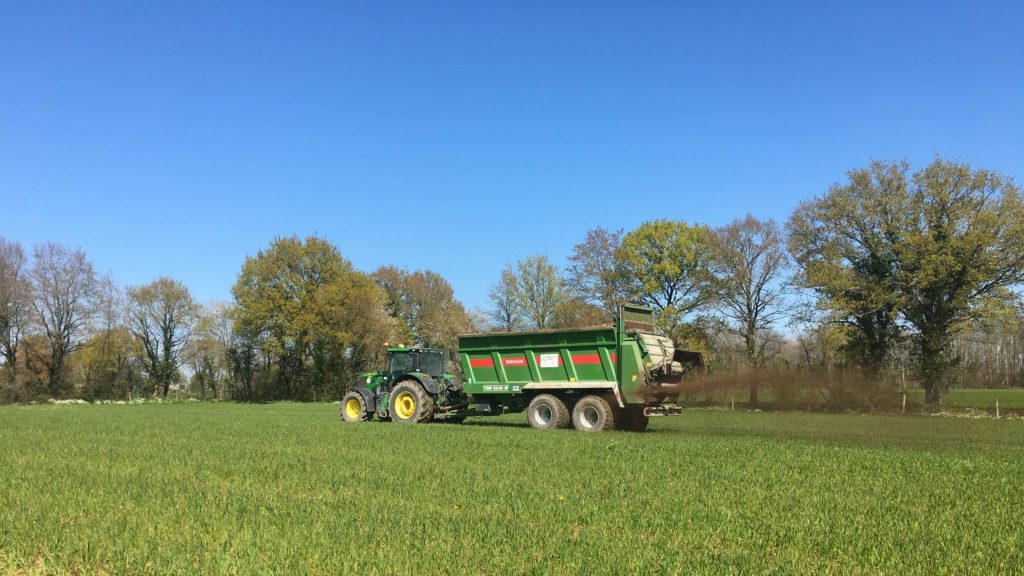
[1, 404, 1022, 575]
[692, 387, 1024, 411]
[903, 387, 1024, 409]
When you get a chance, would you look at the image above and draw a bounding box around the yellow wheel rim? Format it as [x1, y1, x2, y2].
[344, 398, 362, 420]
[394, 390, 417, 420]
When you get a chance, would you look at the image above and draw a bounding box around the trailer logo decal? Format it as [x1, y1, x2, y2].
[482, 385, 508, 392]
[502, 357, 526, 367]
[538, 353, 560, 368]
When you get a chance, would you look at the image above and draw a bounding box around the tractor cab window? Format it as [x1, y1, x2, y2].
[420, 350, 445, 377]
[389, 352, 415, 374]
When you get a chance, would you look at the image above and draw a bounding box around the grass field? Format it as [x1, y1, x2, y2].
[694, 386, 1024, 411]
[1, 404, 1022, 575]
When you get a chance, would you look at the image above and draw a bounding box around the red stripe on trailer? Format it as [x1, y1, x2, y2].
[502, 357, 527, 367]
[572, 354, 602, 365]
[469, 358, 494, 368]
[611, 353, 617, 363]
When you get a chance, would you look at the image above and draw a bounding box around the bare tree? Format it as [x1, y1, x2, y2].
[488, 266, 524, 331]
[565, 227, 626, 316]
[508, 254, 565, 329]
[0, 238, 29, 385]
[127, 277, 199, 397]
[28, 242, 100, 394]
[186, 301, 235, 399]
[709, 215, 791, 404]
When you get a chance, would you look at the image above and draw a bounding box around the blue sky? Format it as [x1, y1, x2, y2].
[3, 1, 1022, 311]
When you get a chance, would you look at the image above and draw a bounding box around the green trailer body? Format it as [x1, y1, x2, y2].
[340, 303, 705, 431]
[458, 303, 700, 410]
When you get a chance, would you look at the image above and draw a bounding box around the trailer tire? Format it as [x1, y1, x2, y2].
[341, 392, 370, 422]
[572, 395, 616, 432]
[389, 381, 435, 423]
[527, 394, 570, 429]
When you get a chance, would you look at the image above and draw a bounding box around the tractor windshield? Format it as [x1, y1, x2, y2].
[389, 352, 415, 374]
[420, 351, 445, 377]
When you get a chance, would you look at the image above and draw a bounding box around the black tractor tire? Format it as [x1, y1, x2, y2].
[618, 407, 650, 432]
[340, 391, 370, 422]
[527, 394, 571, 429]
[571, 395, 617, 432]
[389, 381, 435, 424]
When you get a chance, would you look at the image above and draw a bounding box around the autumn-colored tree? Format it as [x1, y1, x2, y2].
[550, 299, 608, 329]
[372, 266, 471, 352]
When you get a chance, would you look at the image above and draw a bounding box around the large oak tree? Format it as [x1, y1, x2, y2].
[789, 159, 1024, 403]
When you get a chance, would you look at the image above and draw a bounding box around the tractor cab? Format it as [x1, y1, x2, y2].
[387, 347, 446, 380]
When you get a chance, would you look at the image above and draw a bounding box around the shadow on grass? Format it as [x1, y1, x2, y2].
[456, 419, 530, 429]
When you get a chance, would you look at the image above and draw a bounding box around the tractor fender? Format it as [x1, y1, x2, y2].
[353, 386, 377, 413]
[400, 374, 440, 395]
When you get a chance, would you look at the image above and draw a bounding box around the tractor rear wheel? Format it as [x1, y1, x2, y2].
[341, 392, 370, 422]
[527, 394, 570, 429]
[389, 381, 435, 424]
[571, 395, 616, 432]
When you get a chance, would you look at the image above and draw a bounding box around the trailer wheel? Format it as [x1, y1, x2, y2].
[572, 395, 616, 432]
[527, 394, 570, 429]
[389, 381, 435, 424]
[341, 392, 370, 422]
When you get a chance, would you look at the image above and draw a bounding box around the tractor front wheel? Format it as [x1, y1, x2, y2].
[341, 392, 370, 422]
[389, 381, 435, 424]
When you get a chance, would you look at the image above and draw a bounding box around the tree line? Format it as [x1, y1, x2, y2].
[2, 157, 1022, 405]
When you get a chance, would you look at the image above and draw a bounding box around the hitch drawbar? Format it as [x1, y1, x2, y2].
[643, 405, 683, 417]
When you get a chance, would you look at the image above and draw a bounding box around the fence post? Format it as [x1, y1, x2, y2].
[996, 398, 1000, 419]
[902, 393, 906, 414]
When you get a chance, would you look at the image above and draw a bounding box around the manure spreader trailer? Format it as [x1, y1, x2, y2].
[340, 304, 704, 432]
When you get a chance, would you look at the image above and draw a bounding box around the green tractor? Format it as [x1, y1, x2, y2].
[340, 347, 467, 424]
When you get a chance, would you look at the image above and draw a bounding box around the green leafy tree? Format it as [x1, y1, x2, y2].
[789, 159, 1024, 403]
[617, 219, 714, 340]
[127, 277, 200, 398]
[507, 254, 565, 329]
[488, 267, 524, 331]
[896, 159, 1024, 402]
[788, 161, 910, 375]
[232, 236, 394, 400]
